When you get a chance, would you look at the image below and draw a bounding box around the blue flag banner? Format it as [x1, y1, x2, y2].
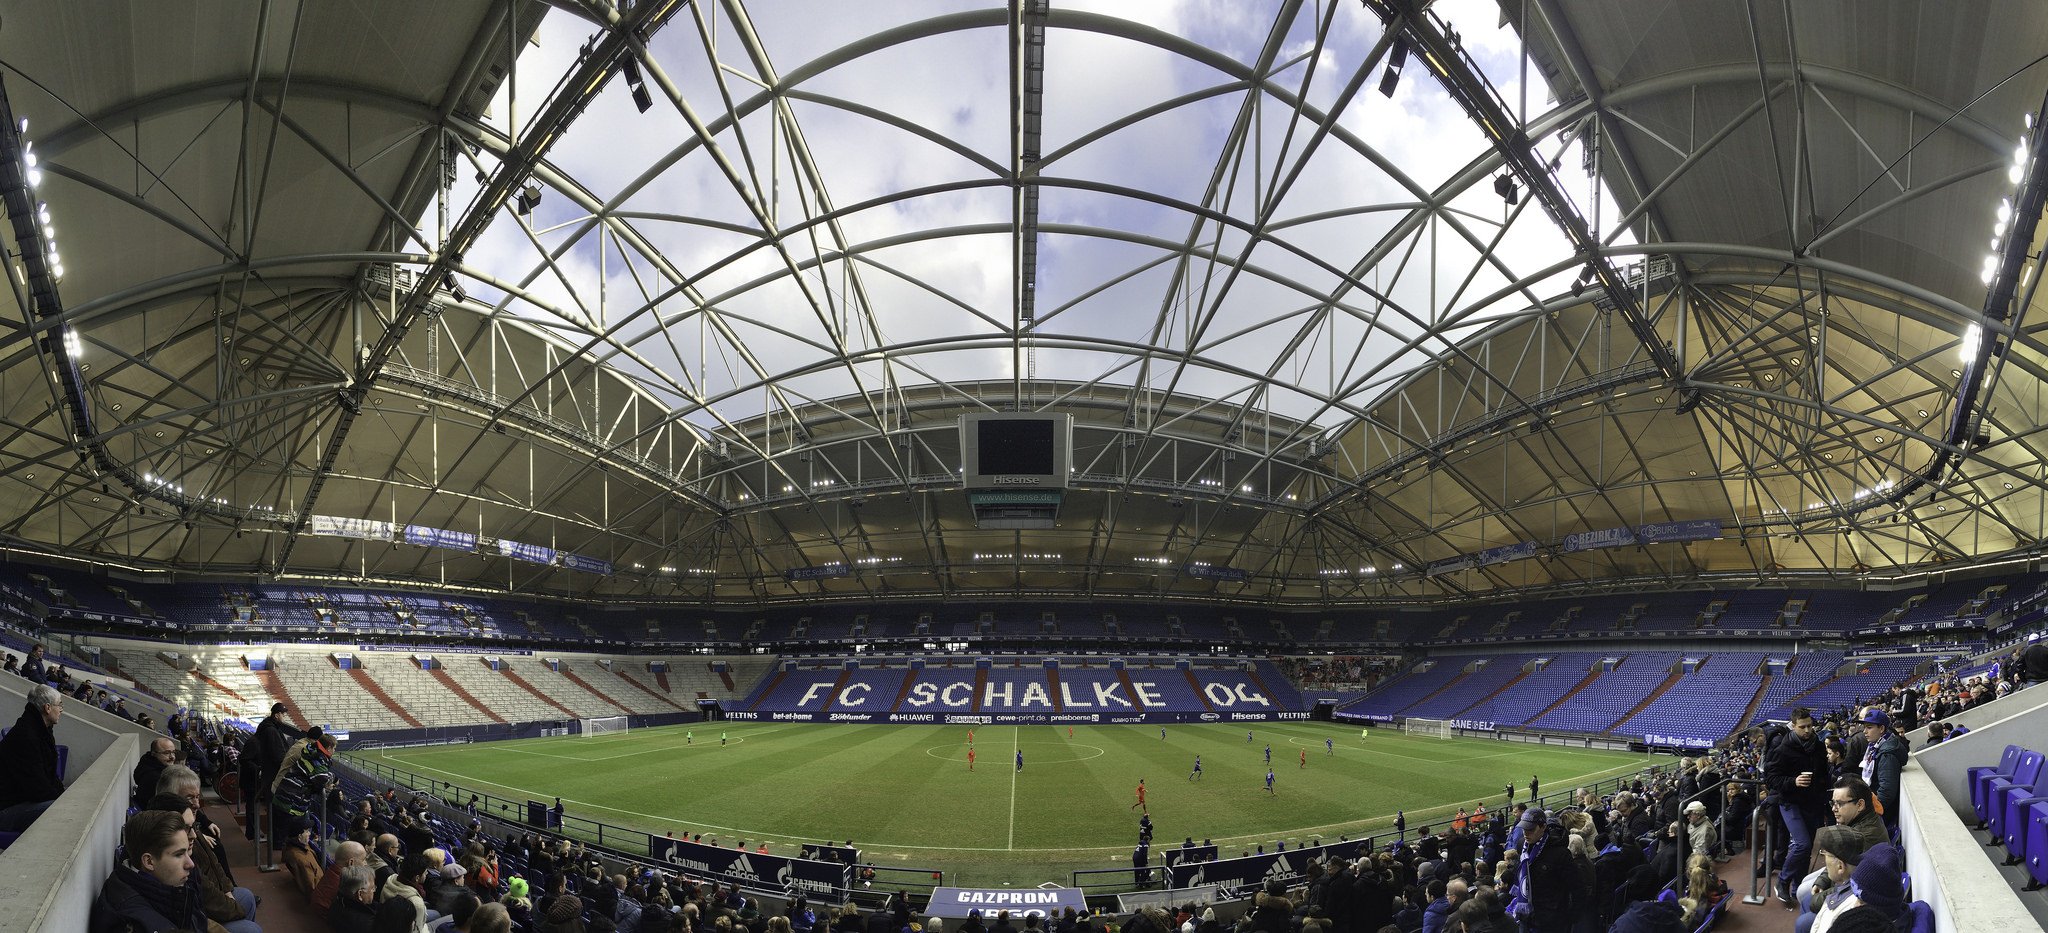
[1635, 518, 1723, 544]
[785, 563, 850, 582]
[497, 539, 557, 565]
[1562, 526, 1636, 553]
[405, 525, 477, 552]
[926, 888, 1089, 919]
[559, 553, 613, 575]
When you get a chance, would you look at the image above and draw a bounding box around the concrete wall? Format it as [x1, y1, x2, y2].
[0, 733, 137, 933]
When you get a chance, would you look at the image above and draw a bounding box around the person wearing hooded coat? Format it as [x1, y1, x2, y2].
[1606, 898, 1687, 933]
[1810, 843, 1906, 933]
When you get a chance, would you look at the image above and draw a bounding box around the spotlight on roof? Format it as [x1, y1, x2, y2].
[623, 57, 654, 113]
[514, 184, 541, 216]
[1493, 174, 1518, 205]
[1378, 39, 1408, 98]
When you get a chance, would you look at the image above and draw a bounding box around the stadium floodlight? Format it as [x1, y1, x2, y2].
[1379, 39, 1407, 97]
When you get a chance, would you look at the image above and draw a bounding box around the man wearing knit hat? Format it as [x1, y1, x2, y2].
[1809, 842, 1903, 933]
[1856, 709, 1908, 831]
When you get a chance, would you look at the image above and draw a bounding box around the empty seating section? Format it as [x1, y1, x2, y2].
[1749, 650, 1845, 719]
[1614, 655, 1767, 743]
[502, 659, 623, 718]
[1339, 662, 1465, 719]
[364, 658, 498, 727]
[983, 667, 1055, 708]
[441, 658, 567, 723]
[1758, 656, 1923, 721]
[1527, 653, 1682, 733]
[1401, 655, 1531, 719]
[831, 668, 910, 711]
[1459, 653, 1601, 725]
[275, 652, 415, 731]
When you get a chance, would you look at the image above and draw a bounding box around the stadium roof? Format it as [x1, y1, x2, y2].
[2, 1, 2046, 605]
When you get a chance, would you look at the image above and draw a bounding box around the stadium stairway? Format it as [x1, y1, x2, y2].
[429, 667, 508, 723]
[253, 669, 310, 729]
[500, 665, 580, 719]
[1242, 664, 1278, 707]
[347, 667, 424, 727]
[1046, 667, 1064, 712]
[971, 667, 989, 712]
[1451, 668, 1528, 720]
[1117, 667, 1148, 711]
[747, 669, 786, 710]
[614, 669, 686, 710]
[1604, 666, 1683, 732]
[1735, 673, 1773, 731]
[818, 669, 853, 712]
[558, 665, 635, 715]
[655, 670, 673, 693]
[716, 665, 736, 692]
[1529, 667, 1601, 722]
[891, 668, 921, 711]
[1182, 668, 1216, 711]
[1404, 669, 1473, 715]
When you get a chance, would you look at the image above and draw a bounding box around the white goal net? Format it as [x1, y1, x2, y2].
[1403, 717, 1453, 739]
[581, 716, 629, 736]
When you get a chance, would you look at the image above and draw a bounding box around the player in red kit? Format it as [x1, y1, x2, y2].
[967, 747, 976, 771]
[1132, 779, 1148, 812]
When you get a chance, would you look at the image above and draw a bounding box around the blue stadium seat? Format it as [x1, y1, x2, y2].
[1972, 744, 2025, 825]
[1986, 751, 2046, 843]
[2024, 801, 2048, 891]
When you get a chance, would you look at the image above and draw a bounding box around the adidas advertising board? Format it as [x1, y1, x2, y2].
[1165, 838, 1375, 892]
[648, 836, 850, 896]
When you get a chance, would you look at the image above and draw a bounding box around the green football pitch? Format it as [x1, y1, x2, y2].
[352, 721, 1649, 887]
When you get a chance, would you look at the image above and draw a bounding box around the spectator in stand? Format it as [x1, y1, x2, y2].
[90, 810, 209, 932]
[281, 817, 325, 897]
[144, 791, 260, 933]
[471, 903, 513, 933]
[331, 864, 379, 933]
[1511, 807, 1574, 932]
[1, 651, 15, 675]
[1808, 843, 1904, 933]
[1765, 709, 1830, 907]
[20, 643, 46, 684]
[317, 840, 370, 912]
[133, 737, 178, 809]
[379, 853, 435, 933]
[0, 682, 65, 831]
[371, 833, 404, 890]
[1854, 710, 1907, 831]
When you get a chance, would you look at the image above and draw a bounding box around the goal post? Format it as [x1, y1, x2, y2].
[1402, 717, 1453, 739]
[581, 715, 629, 737]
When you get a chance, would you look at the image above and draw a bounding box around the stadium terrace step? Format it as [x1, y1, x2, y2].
[891, 668, 921, 711]
[1736, 673, 1773, 732]
[1606, 667, 1684, 732]
[558, 665, 635, 715]
[430, 667, 508, 723]
[253, 669, 310, 729]
[971, 667, 989, 712]
[1046, 667, 1064, 712]
[348, 667, 424, 728]
[1532, 668, 1601, 722]
[614, 669, 685, 710]
[748, 669, 787, 711]
[717, 665, 736, 692]
[818, 670, 854, 713]
[1117, 668, 1148, 710]
[1453, 670, 1527, 720]
[1404, 670, 1471, 715]
[500, 666, 580, 719]
[1183, 669, 1216, 711]
[194, 669, 247, 705]
[655, 670, 672, 693]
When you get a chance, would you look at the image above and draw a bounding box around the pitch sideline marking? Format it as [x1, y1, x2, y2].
[1007, 725, 1020, 850]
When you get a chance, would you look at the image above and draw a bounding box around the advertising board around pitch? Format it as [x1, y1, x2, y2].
[925, 887, 1088, 918]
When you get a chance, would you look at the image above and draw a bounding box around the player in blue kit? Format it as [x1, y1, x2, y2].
[1246, 730, 1253, 743]
[1015, 748, 1024, 772]
[1325, 738, 1334, 755]
[1188, 756, 1202, 781]
[1264, 769, 1276, 796]
[1263, 744, 1271, 764]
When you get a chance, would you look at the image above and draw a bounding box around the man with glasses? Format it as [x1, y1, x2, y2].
[134, 736, 179, 808]
[0, 683, 64, 831]
[1764, 708, 1830, 906]
[1830, 777, 1888, 850]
